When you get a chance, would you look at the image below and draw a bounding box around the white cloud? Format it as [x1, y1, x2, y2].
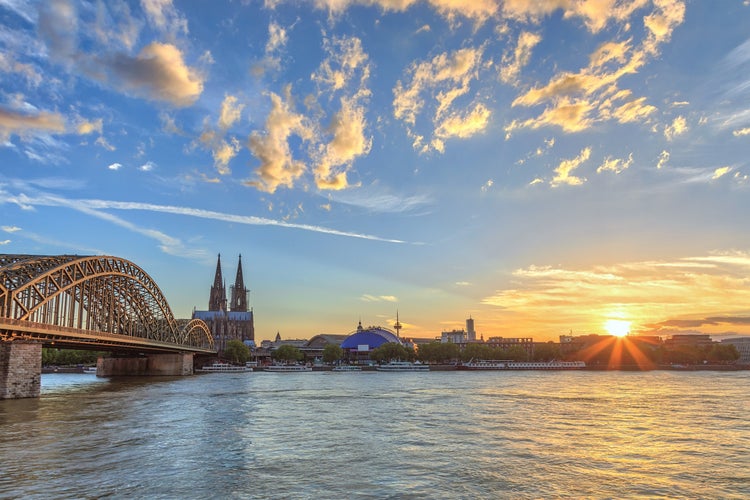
[108, 162, 122, 170]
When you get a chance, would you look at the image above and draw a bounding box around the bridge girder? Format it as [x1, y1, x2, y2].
[0, 254, 213, 351]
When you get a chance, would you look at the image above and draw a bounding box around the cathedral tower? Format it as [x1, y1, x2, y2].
[230, 255, 249, 312]
[208, 254, 227, 311]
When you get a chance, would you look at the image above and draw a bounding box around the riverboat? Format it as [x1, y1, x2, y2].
[263, 364, 313, 372]
[332, 365, 362, 372]
[375, 361, 430, 372]
[459, 360, 586, 370]
[196, 362, 252, 373]
[82, 366, 98, 374]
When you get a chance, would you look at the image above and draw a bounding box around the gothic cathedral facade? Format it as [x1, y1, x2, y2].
[192, 254, 255, 353]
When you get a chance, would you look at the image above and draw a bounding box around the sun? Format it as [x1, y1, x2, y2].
[605, 319, 631, 337]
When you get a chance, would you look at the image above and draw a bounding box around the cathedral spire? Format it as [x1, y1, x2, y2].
[230, 254, 249, 312]
[208, 253, 227, 311]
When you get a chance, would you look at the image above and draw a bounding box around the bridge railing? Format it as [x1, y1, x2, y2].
[0, 317, 215, 353]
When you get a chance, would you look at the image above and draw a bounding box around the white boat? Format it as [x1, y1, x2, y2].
[375, 361, 429, 372]
[196, 362, 252, 373]
[460, 359, 586, 370]
[263, 364, 313, 372]
[82, 366, 97, 374]
[332, 365, 362, 372]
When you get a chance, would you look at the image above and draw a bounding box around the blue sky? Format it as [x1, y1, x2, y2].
[2, 0, 750, 342]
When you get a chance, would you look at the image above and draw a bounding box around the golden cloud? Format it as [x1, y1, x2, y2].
[481, 250, 750, 339]
[247, 88, 314, 193]
[597, 153, 633, 174]
[315, 98, 372, 190]
[551, 146, 590, 187]
[218, 95, 244, 130]
[109, 42, 204, 107]
[664, 115, 687, 141]
[76, 118, 103, 135]
[393, 46, 487, 151]
[0, 108, 66, 140]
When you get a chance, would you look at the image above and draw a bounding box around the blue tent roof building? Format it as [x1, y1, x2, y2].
[340, 321, 401, 351]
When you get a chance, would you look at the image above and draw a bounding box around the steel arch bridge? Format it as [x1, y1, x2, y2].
[0, 254, 215, 354]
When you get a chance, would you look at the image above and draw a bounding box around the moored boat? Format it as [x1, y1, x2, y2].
[332, 365, 362, 372]
[375, 361, 429, 372]
[196, 362, 252, 373]
[263, 364, 313, 372]
[459, 359, 585, 370]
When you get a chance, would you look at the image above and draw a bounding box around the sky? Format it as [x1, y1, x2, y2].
[2, 0, 750, 343]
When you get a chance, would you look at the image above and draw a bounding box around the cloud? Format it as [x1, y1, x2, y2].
[499, 31, 542, 84]
[734, 127, 750, 136]
[506, 2, 685, 135]
[107, 42, 204, 107]
[597, 153, 633, 174]
[551, 147, 590, 187]
[140, 0, 188, 39]
[38, 0, 78, 64]
[310, 36, 372, 190]
[0, 107, 66, 140]
[95, 136, 116, 151]
[393, 46, 488, 152]
[197, 95, 245, 175]
[2, 226, 21, 233]
[361, 294, 398, 302]
[139, 161, 155, 171]
[218, 94, 244, 130]
[656, 150, 670, 169]
[76, 118, 103, 135]
[108, 162, 122, 170]
[247, 87, 314, 193]
[252, 21, 289, 76]
[0, 52, 43, 88]
[0, 187, 406, 243]
[664, 115, 687, 140]
[712, 166, 732, 180]
[0, 240, 10, 245]
[329, 186, 431, 214]
[315, 98, 371, 190]
[282, 0, 497, 25]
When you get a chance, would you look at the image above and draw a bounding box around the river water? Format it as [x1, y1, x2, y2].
[1, 370, 749, 499]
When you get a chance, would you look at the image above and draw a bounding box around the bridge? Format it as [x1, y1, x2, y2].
[1, 254, 217, 399]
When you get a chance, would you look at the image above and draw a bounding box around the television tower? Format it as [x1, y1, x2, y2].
[394, 310, 402, 338]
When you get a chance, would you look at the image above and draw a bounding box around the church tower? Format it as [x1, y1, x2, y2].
[208, 254, 227, 311]
[230, 255, 249, 312]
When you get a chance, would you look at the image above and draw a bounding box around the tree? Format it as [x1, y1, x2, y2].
[224, 339, 251, 365]
[706, 344, 740, 363]
[322, 344, 343, 364]
[417, 342, 459, 363]
[272, 344, 304, 363]
[370, 342, 413, 363]
[42, 349, 104, 366]
[533, 342, 561, 362]
[503, 345, 529, 362]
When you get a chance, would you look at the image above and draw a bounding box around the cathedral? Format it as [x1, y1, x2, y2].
[192, 254, 255, 353]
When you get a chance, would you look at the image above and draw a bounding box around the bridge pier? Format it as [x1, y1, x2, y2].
[98, 353, 194, 377]
[0, 341, 42, 399]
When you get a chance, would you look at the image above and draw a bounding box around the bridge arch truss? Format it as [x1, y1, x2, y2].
[0, 255, 214, 351]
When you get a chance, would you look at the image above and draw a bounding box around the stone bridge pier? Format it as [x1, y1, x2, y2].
[0, 340, 195, 399]
[0, 341, 42, 399]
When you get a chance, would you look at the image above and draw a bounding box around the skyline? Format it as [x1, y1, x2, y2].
[2, 0, 750, 342]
